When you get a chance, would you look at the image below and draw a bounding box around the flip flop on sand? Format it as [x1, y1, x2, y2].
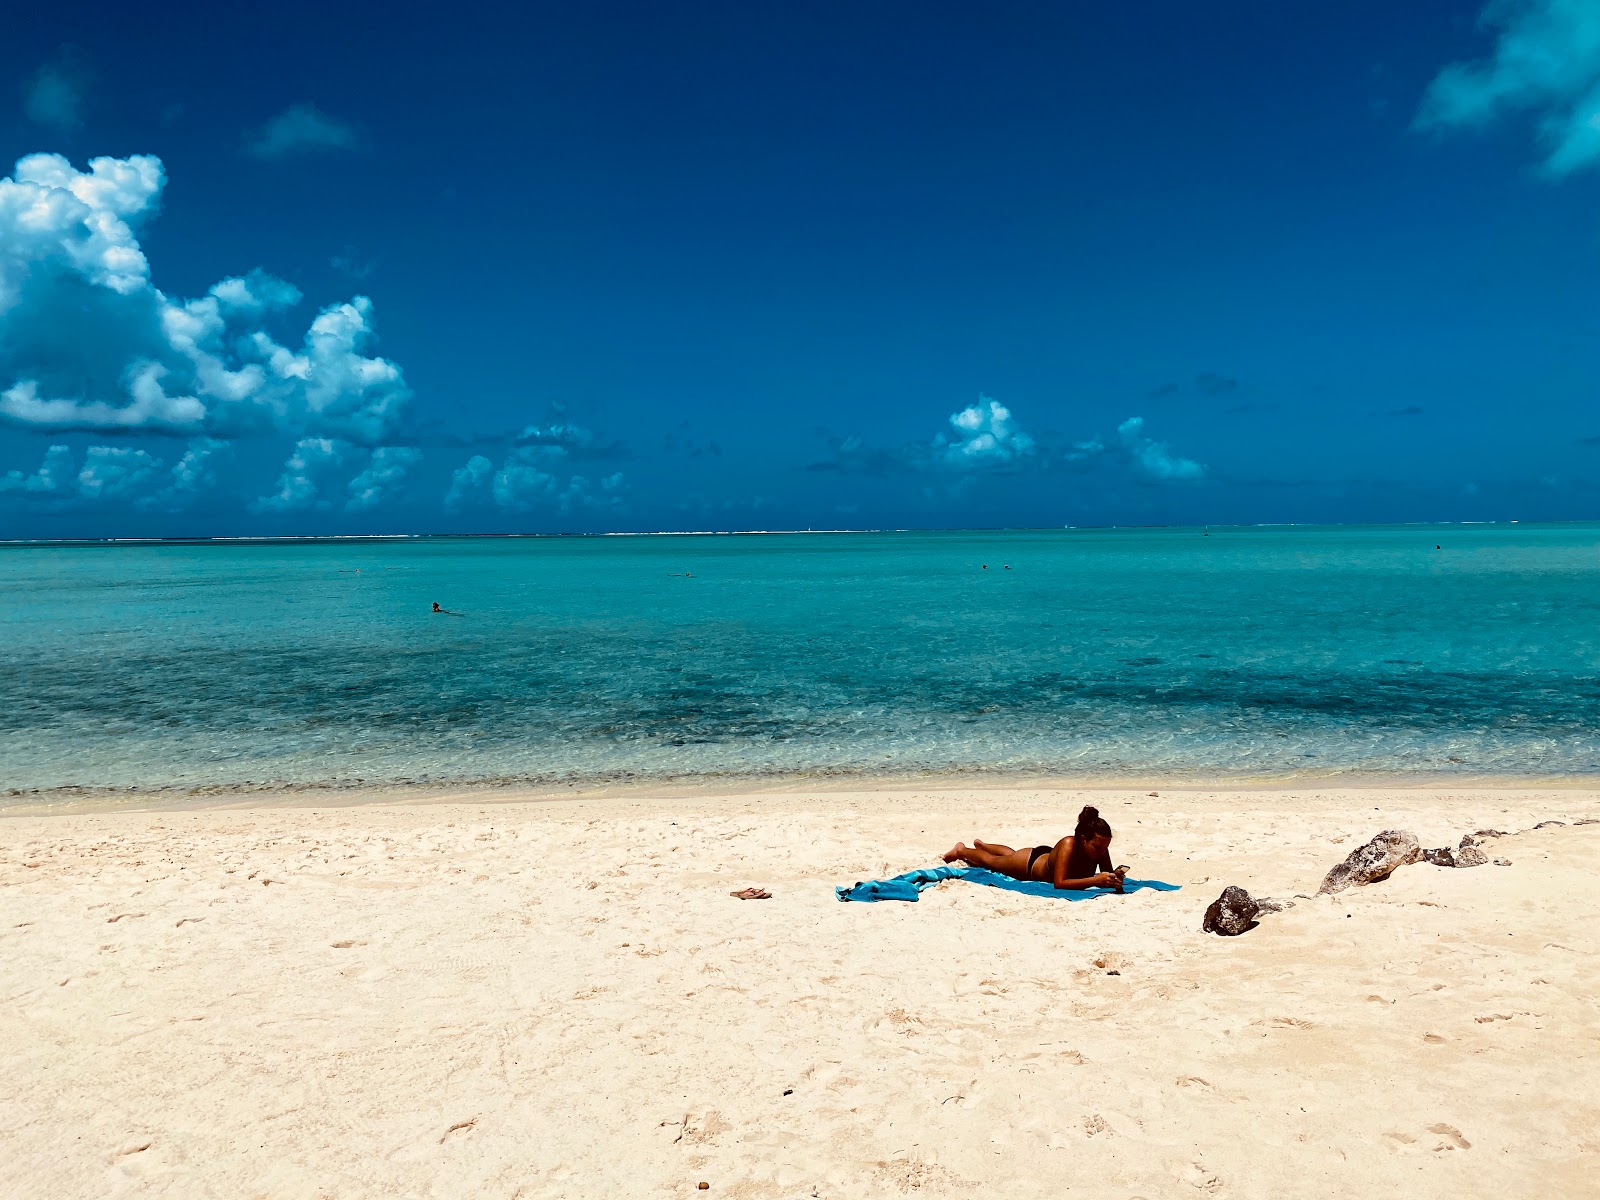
[730, 887, 772, 900]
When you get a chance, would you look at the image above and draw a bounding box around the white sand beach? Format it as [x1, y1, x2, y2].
[2, 785, 1597, 1198]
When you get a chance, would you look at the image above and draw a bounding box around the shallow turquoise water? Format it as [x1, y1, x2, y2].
[3, 524, 1599, 797]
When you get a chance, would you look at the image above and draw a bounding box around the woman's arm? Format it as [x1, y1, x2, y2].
[1049, 837, 1121, 890]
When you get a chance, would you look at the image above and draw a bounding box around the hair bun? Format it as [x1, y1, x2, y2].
[1074, 805, 1112, 840]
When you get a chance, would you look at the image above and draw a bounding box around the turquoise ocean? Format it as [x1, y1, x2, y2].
[3, 524, 1599, 802]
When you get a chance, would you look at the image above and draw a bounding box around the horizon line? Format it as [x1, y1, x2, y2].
[1, 516, 1590, 548]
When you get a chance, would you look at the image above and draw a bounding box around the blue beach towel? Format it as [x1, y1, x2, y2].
[835, 865, 1181, 903]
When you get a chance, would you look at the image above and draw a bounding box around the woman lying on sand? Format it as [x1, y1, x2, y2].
[942, 806, 1126, 891]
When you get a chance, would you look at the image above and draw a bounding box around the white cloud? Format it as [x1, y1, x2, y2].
[445, 455, 494, 512]
[24, 50, 90, 129]
[1, 445, 75, 496]
[345, 446, 422, 512]
[816, 395, 1203, 485]
[0, 438, 224, 511]
[935, 396, 1035, 465]
[250, 437, 346, 513]
[1417, 0, 1600, 176]
[0, 153, 411, 443]
[76, 445, 165, 500]
[245, 104, 361, 160]
[445, 448, 624, 514]
[1117, 416, 1205, 481]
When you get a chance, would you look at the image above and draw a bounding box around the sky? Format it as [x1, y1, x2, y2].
[3, 0, 1600, 537]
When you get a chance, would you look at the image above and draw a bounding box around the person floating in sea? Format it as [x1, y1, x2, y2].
[942, 806, 1127, 891]
[431, 601, 463, 616]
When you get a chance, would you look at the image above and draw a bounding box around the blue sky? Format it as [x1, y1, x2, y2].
[3, 0, 1600, 536]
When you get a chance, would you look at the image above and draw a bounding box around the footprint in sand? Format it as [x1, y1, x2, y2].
[1166, 1159, 1224, 1193]
[1427, 1123, 1471, 1151]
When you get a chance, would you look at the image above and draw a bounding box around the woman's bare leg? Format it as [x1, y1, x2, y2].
[941, 840, 1034, 879]
[943, 840, 1009, 865]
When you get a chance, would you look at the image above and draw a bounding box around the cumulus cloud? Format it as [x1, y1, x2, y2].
[444, 455, 494, 511]
[345, 446, 422, 512]
[446, 448, 624, 515]
[512, 420, 628, 460]
[1417, 0, 1600, 176]
[0, 438, 224, 511]
[250, 437, 346, 513]
[0, 154, 410, 444]
[245, 104, 361, 160]
[811, 396, 1204, 484]
[934, 397, 1036, 465]
[23, 49, 91, 129]
[1116, 417, 1205, 481]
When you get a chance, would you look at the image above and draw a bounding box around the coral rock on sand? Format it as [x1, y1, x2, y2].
[1202, 886, 1260, 936]
[1318, 830, 1421, 894]
[1421, 834, 1489, 869]
[1254, 897, 1296, 914]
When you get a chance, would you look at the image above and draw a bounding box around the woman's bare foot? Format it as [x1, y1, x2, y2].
[942, 843, 967, 863]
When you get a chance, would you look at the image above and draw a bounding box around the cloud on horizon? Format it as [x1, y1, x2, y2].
[0, 153, 412, 445]
[345, 445, 422, 512]
[810, 396, 1205, 484]
[1, 438, 224, 511]
[936, 397, 1035, 466]
[250, 437, 346, 513]
[245, 104, 361, 160]
[1116, 417, 1205, 481]
[445, 447, 625, 515]
[1417, 0, 1600, 176]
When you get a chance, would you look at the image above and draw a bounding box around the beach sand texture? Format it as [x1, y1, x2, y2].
[3, 787, 1596, 1198]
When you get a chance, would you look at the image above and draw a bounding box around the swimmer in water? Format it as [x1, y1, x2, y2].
[431, 602, 463, 616]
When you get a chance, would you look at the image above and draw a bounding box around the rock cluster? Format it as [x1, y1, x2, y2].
[1421, 834, 1489, 869]
[1318, 829, 1421, 894]
[1201, 817, 1588, 942]
[1201, 886, 1260, 936]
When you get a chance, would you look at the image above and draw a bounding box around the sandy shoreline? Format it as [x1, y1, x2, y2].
[9, 769, 1600, 819]
[3, 785, 1597, 1198]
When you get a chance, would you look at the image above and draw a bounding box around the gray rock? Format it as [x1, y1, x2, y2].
[1319, 829, 1422, 894]
[1421, 834, 1488, 869]
[1493, 858, 1513, 867]
[1203, 886, 1260, 936]
[1473, 829, 1508, 839]
[1254, 897, 1296, 914]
